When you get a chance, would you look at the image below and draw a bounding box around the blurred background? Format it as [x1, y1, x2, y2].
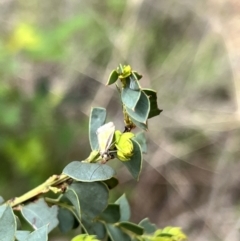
[0, 0, 240, 240]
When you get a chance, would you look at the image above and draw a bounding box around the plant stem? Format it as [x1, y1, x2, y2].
[6, 174, 70, 208]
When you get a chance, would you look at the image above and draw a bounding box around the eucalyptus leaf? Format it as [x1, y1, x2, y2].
[99, 204, 120, 223]
[0, 205, 16, 241]
[121, 88, 141, 110]
[21, 198, 58, 233]
[89, 107, 107, 150]
[63, 161, 115, 182]
[125, 91, 150, 124]
[106, 224, 131, 241]
[115, 194, 130, 222]
[123, 140, 142, 180]
[68, 182, 109, 220]
[118, 222, 144, 235]
[107, 70, 119, 85]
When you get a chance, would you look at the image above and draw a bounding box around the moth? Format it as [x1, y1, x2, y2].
[96, 122, 115, 163]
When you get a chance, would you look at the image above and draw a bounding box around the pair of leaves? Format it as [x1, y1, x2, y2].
[0, 204, 49, 241]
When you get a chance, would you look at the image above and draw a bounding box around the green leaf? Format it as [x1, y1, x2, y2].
[123, 140, 142, 180]
[58, 207, 79, 233]
[89, 107, 107, 150]
[63, 187, 81, 220]
[107, 70, 119, 85]
[21, 198, 58, 233]
[106, 224, 131, 241]
[63, 161, 115, 182]
[15, 231, 30, 241]
[118, 222, 144, 235]
[121, 88, 141, 110]
[103, 177, 119, 189]
[0, 205, 16, 241]
[142, 89, 162, 119]
[82, 218, 106, 240]
[0, 196, 4, 204]
[139, 218, 157, 234]
[134, 132, 147, 153]
[68, 182, 109, 220]
[26, 225, 48, 241]
[99, 204, 120, 223]
[115, 194, 130, 222]
[125, 91, 150, 124]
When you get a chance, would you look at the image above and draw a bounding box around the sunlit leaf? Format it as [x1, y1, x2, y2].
[63, 161, 115, 182]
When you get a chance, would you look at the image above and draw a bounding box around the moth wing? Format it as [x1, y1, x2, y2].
[96, 122, 115, 154]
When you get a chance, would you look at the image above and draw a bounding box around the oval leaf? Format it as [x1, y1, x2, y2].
[0, 205, 16, 241]
[69, 182, 109, 220]
[21, 198, 58, 233]
[123, 140, 142, 180]
[106, 70, 119, 85]
[89, 107, 107, 150]
[63, 161, 115, 182]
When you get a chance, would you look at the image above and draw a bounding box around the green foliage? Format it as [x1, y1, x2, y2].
[0, 65, 187, 241]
